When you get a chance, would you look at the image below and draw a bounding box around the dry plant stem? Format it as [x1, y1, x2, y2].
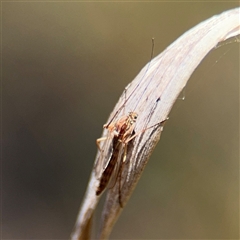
[71, 8, 240, 240]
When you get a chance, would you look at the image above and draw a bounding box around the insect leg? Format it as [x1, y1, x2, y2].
[125, 117, 169, 144]
[96, 137, 108, 151]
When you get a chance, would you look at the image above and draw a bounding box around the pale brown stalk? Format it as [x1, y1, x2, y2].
[71, 8, 240, 240]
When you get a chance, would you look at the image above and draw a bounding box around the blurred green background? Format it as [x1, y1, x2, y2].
[2, 2, 239, 239]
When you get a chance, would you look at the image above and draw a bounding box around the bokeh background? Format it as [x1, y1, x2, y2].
[2, 2, 239, 239]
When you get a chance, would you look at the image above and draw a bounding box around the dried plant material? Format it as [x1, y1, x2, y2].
[71, 8, 240, 240]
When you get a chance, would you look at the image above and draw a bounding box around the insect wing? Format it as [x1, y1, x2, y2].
[107, 141, 125, 190]
[95, 129, 114, 179]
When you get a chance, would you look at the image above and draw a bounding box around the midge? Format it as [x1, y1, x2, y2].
[95, 108, 168, 207]
[96, 112, 138, 199]
[94, 39, 166, 206]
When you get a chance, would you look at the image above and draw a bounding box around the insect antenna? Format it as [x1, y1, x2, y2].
[105, 38, 156, 128]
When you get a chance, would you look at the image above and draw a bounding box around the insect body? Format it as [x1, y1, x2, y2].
[96, 112, 138, 197]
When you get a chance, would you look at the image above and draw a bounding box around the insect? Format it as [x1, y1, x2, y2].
[95, 105, 168, 207]
[96, 112, 138, 199]
[94, 39, 168, 206]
